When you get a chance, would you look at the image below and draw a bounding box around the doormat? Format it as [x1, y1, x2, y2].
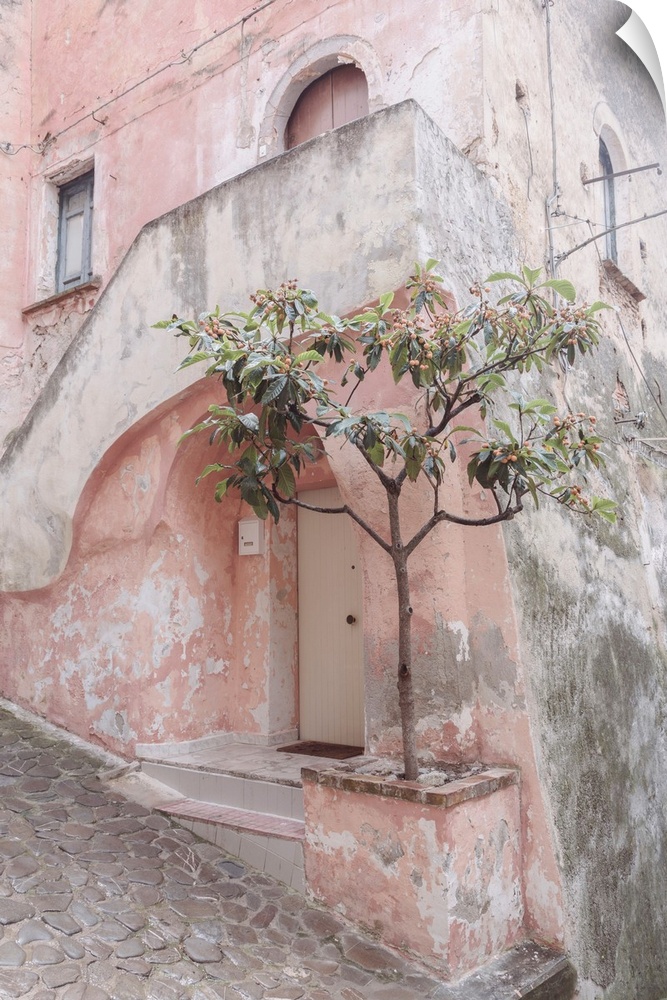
[276, 741, 364, 760]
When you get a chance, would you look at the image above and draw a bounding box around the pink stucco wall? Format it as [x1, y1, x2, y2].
[303, 769, 523, 977]
[0, 380, 305, 753]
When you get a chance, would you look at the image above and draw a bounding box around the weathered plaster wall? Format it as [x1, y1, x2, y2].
[0, 0, 31, 437]
[0, 102, 567, 944]
[0, 101, 518, 594]
[0, 381, 299, 753]
[302, 770, 523, 979]
[480, 2, 667, 996]
[0, 104, 429, 592]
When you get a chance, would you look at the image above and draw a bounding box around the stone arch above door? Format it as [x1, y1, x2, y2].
[257, 36, 384, 161]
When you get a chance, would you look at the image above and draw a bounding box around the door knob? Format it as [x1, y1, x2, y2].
[346, 614, 356, 625]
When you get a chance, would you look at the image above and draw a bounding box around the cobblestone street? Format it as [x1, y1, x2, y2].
[0, 706, 452, 1000]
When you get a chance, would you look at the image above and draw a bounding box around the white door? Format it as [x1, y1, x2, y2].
[297, 487, 364, 745]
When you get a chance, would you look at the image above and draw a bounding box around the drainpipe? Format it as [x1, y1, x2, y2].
[544, 0, 560, 276]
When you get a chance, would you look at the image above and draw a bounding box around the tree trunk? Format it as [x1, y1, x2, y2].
[387, 491, 419, 781]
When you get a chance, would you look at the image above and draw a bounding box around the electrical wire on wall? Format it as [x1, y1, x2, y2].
[0, 0, 283, 158]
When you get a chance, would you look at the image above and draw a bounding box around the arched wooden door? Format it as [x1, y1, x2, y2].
[286, 66, 369, 150]
[297, 487, 364, 745]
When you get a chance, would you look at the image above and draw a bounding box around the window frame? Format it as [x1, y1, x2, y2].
[56, 170, 94, 293]
[599, 138, 617, 264]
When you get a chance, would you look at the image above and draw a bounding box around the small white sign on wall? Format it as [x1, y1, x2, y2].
[238, 517, 265, 556]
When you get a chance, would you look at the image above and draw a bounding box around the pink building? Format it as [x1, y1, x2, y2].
[1, 2, 666, 995]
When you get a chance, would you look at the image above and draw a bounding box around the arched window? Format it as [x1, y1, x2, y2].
[599, 138, 617, 263]
[286, 66, 369, 150]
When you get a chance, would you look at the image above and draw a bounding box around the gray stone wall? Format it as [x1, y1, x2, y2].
[495, 2, 667, 996]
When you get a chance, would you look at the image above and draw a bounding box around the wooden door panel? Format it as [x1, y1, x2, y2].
[286, 73, 333, 150]
[332, 65, 369, 129]
[286, 66, 369, 150]
[298, 487, 364, 745]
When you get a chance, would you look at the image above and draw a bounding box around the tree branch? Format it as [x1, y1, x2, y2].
[344, 370, 367, 408]
[445, 391, 483, 425]
[354, 439, 396, 491]
[394, 467, 407, 490]
[404, 499, 523, 558]
[426, 381, 463, 437]
[274, 493, 392, 553]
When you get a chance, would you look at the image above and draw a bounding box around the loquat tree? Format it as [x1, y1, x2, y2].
[157, 263, 616, 781]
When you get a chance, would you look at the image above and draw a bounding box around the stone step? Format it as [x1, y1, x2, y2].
[140, 760, 304, 821]
[154, 797, 305, 892]
[155, 798, 305, 841]
[439, 941, 576, 999]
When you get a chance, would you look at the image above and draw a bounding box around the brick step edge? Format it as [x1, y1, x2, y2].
[441, 941, 576, 1000]
[156, 798, 305, 842]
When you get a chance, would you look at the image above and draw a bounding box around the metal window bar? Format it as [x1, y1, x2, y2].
[582, 161, 661, 185]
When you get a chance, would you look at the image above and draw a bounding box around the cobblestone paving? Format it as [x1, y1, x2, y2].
[0, 708, 449, 1000]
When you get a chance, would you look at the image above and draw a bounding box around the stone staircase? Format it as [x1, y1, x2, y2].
[136, 739, 358, 893]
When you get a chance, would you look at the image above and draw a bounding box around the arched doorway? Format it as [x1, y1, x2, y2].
[286, 65, 369, 150]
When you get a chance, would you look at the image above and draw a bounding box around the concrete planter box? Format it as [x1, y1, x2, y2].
[301, 765, 524, 979]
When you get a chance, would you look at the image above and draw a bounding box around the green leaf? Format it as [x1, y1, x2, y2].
[522, 265, 543, 286]
[542, 279, 576, 302]
[196, 463, 224, 484]
[178, 351, 213, 369]
[389, 343, 408, 382]
[414, 290, 427, 313]
[276, 463, 296, 498]
[591, 497, 618, 522]
[486, 271, 523, 283]
[492, 419, 516, 441]
[238, 412, 260, 432]
[260, 375, 288, 404]
[526, 478, 540, 508]
[214, 478, 230, 501]
[367, 441, 385, 467]
[294, 350, 323, 364]
[405, 457, 422, 482]
[448, 425, 482, 436]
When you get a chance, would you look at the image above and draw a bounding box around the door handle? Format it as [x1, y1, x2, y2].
[346, 615, 356, 625]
